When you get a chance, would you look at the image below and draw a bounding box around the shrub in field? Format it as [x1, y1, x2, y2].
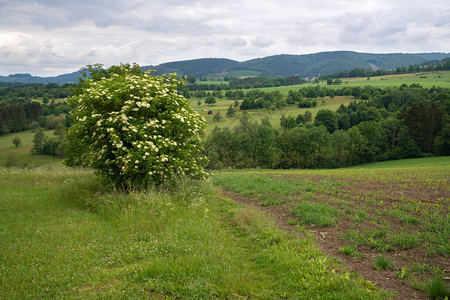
[12, 137, 21, 148]
[65, 63, 207, 189]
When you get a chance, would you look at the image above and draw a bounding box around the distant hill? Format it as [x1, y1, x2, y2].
[143, 58, 239, 77]
[1, 51, 449, 84]
[0, 70, 83, 84]
[228, 52, 447, 77]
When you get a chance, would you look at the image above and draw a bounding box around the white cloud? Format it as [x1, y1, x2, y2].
[0, 0, 449, 76]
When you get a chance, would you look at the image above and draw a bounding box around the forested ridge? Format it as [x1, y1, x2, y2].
[1, 51, 449, 84]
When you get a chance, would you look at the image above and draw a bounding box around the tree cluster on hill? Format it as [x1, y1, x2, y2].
[229, 76, 307, 89]
[0, 82, 73, 103]
[0, 83, 72, 135]
[0, 101, 70, 136]
[206, 85, 450, 169]
[31, 125, 66, 157]
[0, 102, 42, 135]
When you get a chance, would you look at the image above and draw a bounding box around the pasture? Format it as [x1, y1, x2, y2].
[334, 71, 450, 89]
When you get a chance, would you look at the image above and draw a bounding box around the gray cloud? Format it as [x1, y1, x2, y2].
[0, 0, 449, 76]
[252, 36, 273, 48]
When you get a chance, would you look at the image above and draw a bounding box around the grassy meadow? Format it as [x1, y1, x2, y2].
[331, 71, 450, 89]
[217, 70, 450, 94]
[193, 96, 358, 134]
[0, 130, 63, 167]
[0, 166, 389, 299]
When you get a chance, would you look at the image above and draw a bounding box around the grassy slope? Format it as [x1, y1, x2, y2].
[239, 70, 450, 92]
[350, 156, 450, 169]
[0, 130, 63, 167]
[330, 71, 450, 89]
[0, 167, 388, 299]
[193, 96, 357, 134]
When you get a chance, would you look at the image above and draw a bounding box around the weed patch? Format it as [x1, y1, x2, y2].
[390, 231, 424, 249]
[373, 256, 394, 271]
[339, 245, 362, 258]
[426, 277, 449, 299]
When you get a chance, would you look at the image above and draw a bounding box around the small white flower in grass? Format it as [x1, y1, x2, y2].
[135, 160, 139, 164]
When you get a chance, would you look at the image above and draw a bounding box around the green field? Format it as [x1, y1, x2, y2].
[192, 96, 358, 134]
[212, 157, 450, 299]
[235, 70, 450, 93]
[0, 166, 389, 299]
[329, 71, 450, 89]
[0, 130, 63, 167]
[189, 70, 450, 134]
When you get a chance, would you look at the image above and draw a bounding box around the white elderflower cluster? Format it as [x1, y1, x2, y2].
[66, 64, 207, 189]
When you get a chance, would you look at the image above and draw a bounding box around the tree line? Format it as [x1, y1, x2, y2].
[0, 83, 72, 136]
[205, 85, 449, 170]
[0, 82, 73, 103]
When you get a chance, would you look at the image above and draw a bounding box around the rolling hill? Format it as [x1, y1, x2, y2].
[1, 51, 448, 84]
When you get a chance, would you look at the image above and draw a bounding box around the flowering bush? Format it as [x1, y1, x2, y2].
[65, 64, 207, 189]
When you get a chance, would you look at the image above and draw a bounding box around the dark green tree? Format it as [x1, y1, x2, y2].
[32, 128, 46, 154]
[314, 109, 338, 133]
[401, 101, 445, 153]
[213, 111, 223, 122]
[296, 114, 306, 125]
[304, 111, 312, 123]
[205, 95, 217, 104]
[280, 114, 297, 129]
[226, 105, 236, 118]
[186, 74, 196, 84]
[434, 114, 450, 155]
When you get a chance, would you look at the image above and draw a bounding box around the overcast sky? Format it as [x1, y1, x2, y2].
[1, 0, 449, 76]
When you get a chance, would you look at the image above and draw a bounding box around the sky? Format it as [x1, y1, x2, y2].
[0, 0, 449, 76]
